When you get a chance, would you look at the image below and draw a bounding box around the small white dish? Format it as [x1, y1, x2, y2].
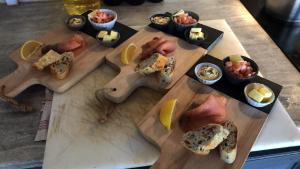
[88, 9, 117, 30]
[244, 83, 275, 107]
[194, 62, 222, 85]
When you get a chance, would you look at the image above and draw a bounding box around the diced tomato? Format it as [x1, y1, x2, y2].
[92, 11, 114, 23]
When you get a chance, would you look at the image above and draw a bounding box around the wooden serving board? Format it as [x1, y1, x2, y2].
[138, 75, 268, 169]
[0, 27, 113, 97]
[99, 27, 206, 103]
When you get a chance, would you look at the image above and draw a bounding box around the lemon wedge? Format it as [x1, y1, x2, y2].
[120, 43, 137, 65]
[20, 40, 43, 61]
[159, 99, 177, 130]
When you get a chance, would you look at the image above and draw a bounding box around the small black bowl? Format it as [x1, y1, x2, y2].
[222, 56, 259, 84]
[65, 15, 86, 31]
[171, 10, 199, 32]
[95, 29, 120, 47]
[149, 14, 171, 30]
[184, 27, 207, 46]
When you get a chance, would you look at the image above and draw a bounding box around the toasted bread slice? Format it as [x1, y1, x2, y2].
[50, 52, 74, 80]
[219, 121, 238, 164]
[182, 124, 230, 155]
[159, 56, 176, 88]
[136, 53, 168, 75]
[33, 50, 62, 70]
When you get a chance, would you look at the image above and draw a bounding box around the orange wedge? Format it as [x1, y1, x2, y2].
[120, 43, 137, 65]
[20, 40, 43, 61]
[159, 99, 177, 130]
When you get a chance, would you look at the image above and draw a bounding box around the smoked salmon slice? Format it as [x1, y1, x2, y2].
[180, 94, 228, 132]
[41, 34, 86, 54]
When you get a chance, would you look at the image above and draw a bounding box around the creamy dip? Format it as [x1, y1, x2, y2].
[198, 65, 219, 80]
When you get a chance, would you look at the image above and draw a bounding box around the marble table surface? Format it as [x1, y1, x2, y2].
[42, 20, 300, 169]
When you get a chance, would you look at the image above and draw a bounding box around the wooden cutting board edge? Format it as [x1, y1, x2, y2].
[0, 27, 112, 97]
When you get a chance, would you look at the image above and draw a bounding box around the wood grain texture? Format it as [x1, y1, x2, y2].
[138, 76, 267, 169]
[0, 27, 112, 97]
[100, 27, 206, 103]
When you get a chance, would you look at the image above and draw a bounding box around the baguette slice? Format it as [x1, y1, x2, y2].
[219, 121, 238, 164]
[159, 56, 176, 88]
[50, 52, 74, 80]
[136, 53, 168, 75]
[33, 50, 62, 70]
[182, 124, 230, 155]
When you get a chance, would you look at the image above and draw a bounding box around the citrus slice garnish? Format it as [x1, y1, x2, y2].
[159, 99, 177, 130]
[120, 43, 137, 65]
[20, 40, 43, 61]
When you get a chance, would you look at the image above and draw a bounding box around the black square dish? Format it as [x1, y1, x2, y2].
[78, 11, 138, 48]
[149, 12, 224, 51]
[187, 55, 282, 114]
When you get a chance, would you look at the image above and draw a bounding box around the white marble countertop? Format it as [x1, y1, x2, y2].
[43, 20, 300, 169]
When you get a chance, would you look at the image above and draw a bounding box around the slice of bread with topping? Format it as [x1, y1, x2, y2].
[33, 50, 62, 70]
[219, 121, 238, 164]
[182, 124, 230, 155]
[49, 52, 74, 80]
[159, 56, 176, 88]
[136, 53, 168, 75]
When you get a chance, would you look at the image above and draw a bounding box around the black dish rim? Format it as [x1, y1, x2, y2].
[171, 10, 200, 27]
[65, 15, 87, 31]
[149, 13, 171, 27]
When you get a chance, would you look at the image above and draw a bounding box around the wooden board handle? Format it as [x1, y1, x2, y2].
[150, 149, 181, 169]
[0, 66, 36, 97]
[98, 69, 144, 103]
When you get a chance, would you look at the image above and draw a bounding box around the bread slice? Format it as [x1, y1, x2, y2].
[182, 124, 230, 155]
[159, 56, 176, 88]
[136, 53, 168, 75]
[50, 52, 74, 80]
[33, 50, 62, 70]
[219, 121, 238, 164]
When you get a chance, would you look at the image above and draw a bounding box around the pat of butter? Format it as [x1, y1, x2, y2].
[189, 32, 197, 40]
[98, 31, 108, 39]
[248, 89, 264, 103]
[103, 35, 112, 42]
[198, 32, 204, 39]
[173, 9, 185, 16]
[258, 87, 272, 99]
[110, 31, 119, 40]
[191, 28, 202, 33]
[189, 31, 204, 40]
[229, 55, 244, 62]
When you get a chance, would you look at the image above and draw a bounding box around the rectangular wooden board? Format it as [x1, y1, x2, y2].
[101, 27, 206, 103]
[138, 75, 267, 169]
[0, 27, 113, 97]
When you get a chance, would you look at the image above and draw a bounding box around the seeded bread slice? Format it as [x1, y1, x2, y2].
[33, 50, 62, 70]
[219, 121, 238, 164]
[136, 53, 168, 75]
[182, 124, 230, 155]
[159, 56, 176, 88]
[50, 52, 74, 80]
